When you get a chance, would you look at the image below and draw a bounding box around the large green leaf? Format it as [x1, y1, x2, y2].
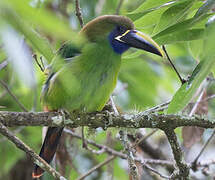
[156, 29, 204, 45]
[153, 0, 195, 34]
[167, 23, 215, 114]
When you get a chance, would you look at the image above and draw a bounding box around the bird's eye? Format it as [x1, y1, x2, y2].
[117, 26, 126, 34]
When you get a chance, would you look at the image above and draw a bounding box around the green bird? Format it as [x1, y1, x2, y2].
[32, 15, 164, 178]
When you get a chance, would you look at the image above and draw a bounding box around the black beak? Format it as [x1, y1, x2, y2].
[115, 30, 164, 57]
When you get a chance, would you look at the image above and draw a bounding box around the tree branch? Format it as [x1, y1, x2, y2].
[0, 111, 215, 129]
[164, 129, 189, 180]
[75, 0, 84, 28]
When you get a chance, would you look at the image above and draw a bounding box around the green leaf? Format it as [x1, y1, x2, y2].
[167, 23, 215, 114]
[127, 0, 173, 21]
[153, 0, 215, 40]
[132, 0, 172, 13]
[153, 14, 211, 40]
[134, 7, 168, 34]
[156, 29, 205, 45]
[188, 39, 204, 59]
[153, 0, 195, 34]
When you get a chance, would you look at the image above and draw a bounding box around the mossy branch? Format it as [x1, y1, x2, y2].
[0, 111, 214, 129]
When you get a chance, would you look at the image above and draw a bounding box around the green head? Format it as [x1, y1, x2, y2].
[80, 15, 164, 56]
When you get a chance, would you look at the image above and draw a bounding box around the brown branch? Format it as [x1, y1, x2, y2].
[75, 0, 84, 28]
[0, 122, 66, 180]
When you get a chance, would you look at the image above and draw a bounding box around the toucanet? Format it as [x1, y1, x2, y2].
[32, 15, 164, 178]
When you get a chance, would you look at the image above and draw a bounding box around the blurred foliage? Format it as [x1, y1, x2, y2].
[0, 0, 215, 179]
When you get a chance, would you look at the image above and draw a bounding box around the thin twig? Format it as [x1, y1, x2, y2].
[76, 155, 116, 180]
[189, 86, 205, 116]
[140, 161, 170, 179]
[106, 130, 114, 180]
[196, 159, 215, 167]
[0, 80, 28, 112]
[142, 93, 215, 115]
[116, 0, 124, 15]
[162, 45, 186, 84]
[192, 130, 215, 170]
[64, 129, 173, 166]
[75, 0, 85, 150]
[110, 96, 119, 115]
[142, 100, 170, 114]
[132, 129, 158, 149]
[75, 0, 84, 28]
[0, 122, 66, 180]
[191, 93, 215, 104]
[0, 60, 8, 71]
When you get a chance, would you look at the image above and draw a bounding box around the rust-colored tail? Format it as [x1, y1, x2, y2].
[32, 127, 63, 178]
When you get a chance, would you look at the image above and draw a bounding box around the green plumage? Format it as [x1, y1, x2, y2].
[42, 39, 121, 112]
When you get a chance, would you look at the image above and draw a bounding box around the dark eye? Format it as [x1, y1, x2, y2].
[117, 26, 126, 33]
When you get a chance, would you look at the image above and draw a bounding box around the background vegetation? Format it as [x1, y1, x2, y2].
[0, 0, 215, 179]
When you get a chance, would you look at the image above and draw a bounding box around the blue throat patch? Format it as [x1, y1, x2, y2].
[108, 27, 130, 54]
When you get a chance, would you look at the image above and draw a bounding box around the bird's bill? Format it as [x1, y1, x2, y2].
[115, 30, 164, 57]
